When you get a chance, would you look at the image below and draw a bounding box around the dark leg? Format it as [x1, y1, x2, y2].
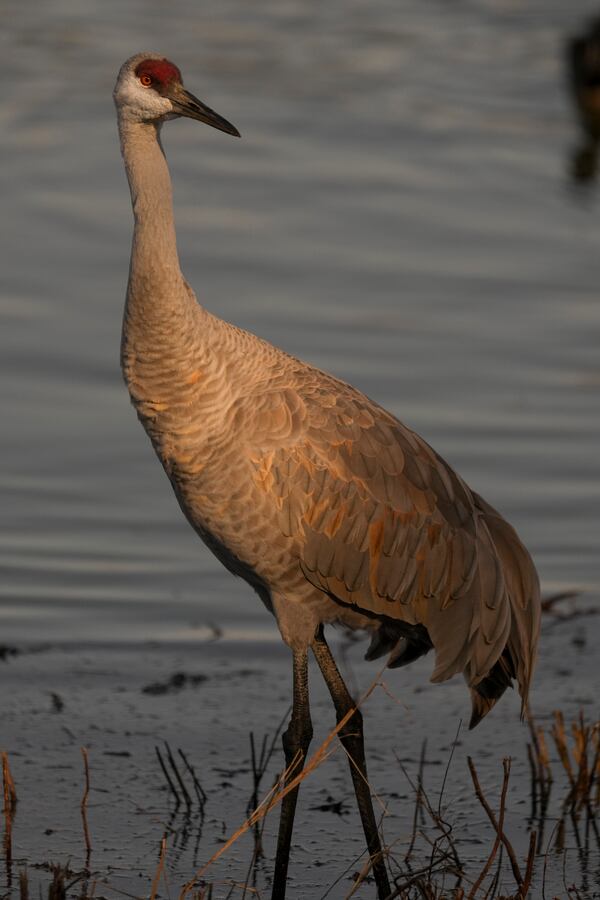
[272, 648, 313, 900]
[312, 626, 391, 899]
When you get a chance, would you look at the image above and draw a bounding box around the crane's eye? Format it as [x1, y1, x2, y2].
[140, 74, 153, 87]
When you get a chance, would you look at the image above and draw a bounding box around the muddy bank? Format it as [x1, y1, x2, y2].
[1, 605, 598, 899]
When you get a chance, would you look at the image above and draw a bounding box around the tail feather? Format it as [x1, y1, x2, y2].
[360, 491, 540, 730]
[473, 492, 541, 718]
[469, 647, 515, 729]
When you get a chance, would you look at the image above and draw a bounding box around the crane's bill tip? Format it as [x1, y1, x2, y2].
[168, 86, 240, 137]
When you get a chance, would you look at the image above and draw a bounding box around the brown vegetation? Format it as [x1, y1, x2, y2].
[2, 702, 598, 899]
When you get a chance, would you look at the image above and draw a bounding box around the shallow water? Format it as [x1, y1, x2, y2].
[1, 626, 598, 898]
[1, 0, 599, 896]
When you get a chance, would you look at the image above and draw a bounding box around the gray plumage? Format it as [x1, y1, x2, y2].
[114, 52, 540, 733]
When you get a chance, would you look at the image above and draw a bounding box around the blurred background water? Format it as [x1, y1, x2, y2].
[1, 0, 599, 647]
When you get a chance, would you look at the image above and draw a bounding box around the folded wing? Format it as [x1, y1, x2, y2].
[246, 371, 540, 723]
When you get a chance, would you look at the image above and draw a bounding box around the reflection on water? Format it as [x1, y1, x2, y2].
[567, 13, 600, 182]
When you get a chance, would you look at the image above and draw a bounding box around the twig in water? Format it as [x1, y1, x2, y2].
[521, 831, 537, 898]
[48, 864, 67, 900]
[150, 835, 167, 900]
[385, 859, 461, 899]
[345, 844, 388, 899]
[526, 711, 553, 850]
[551, 712, 575, 790]
[405, 740, 426, 865]
[439, 721, 462, 819]
[19, 868, 28, 900]
[527, 711, 553, 791]
[2, 752, 17, 867]
[165, 742, 192, 809]
[318, 844, 371, 899]
[428, 720, 463, 880]
[242, 709, 290, 893]
[486, 844, 503, 900]
[81, 747, 92, 861]
[178, 748, 207, 810]
[394, 746, 461, 882]
[1, 754, 17, 810]
[247, 706, 290, 817]
[468, 755, 512, 898]
[467, 756, 537, 898]
[156, 745, 181, 807]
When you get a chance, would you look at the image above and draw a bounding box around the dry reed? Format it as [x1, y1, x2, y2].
[150, 835, 167, 900]
[80, 747, 92, 862]
[527, 706, 599, 864]
[550, 710, 600, 814]
[2, 751, 17, 867]
[156, 743, 207, 814]
[467, 757, 537, 899]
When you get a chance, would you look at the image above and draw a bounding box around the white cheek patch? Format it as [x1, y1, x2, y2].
[114, 70, 173, 122]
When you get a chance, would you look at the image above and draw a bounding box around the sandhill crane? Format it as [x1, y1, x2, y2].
[114, 52, 541, 900]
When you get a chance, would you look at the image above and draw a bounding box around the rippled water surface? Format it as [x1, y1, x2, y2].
[1, 1, 599, 897]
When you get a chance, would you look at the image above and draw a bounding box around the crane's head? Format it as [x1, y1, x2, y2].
[113, 52, 240, 137]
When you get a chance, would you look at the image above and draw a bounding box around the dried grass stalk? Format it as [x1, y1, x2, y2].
[467, 756, 537, 898]
[80, 747, 92, 858]
[150, 836, 167, 900]
[467, 756, 511, 897]
[2, 751, 17, 866]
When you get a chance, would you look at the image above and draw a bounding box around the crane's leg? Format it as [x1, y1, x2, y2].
[272, 647, 313, 900]
[312, 626, 391, 900]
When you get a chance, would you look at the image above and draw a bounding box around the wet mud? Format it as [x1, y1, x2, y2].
[1, 603, 598, 899]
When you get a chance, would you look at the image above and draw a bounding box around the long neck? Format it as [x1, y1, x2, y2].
[119, 117, 194, 322]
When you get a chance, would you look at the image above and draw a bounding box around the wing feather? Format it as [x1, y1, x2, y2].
[245, 373, 540, 721]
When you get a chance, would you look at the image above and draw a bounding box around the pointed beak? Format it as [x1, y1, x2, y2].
[168, 85, 240, 137]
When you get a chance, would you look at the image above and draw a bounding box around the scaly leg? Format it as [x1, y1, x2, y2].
[271, 648, 313, 900]
[312, 626, 391, 899]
